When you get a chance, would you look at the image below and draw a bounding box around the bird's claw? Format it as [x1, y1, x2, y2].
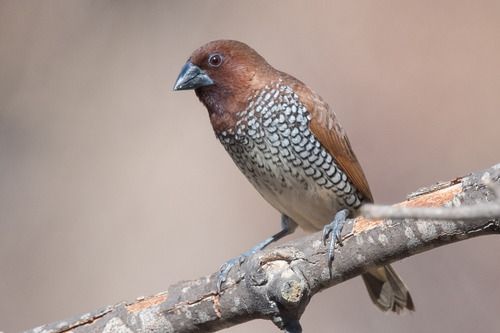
[322, 209, 349, 270]
[217, 255, 247, 293]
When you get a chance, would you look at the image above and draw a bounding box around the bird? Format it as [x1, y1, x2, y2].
[173, 40, 414, 313]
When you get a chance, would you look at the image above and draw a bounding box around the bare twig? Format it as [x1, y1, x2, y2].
[362, 172, 500, 220]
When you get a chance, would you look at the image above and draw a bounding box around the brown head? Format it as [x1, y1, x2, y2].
[173, 40, 275, 131]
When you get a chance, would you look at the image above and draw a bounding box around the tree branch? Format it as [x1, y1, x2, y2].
[24, 164, 500, 333]
[362, 172, 500, 220]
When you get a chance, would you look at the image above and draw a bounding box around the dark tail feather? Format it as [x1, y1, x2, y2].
[361, 264, 415, 314]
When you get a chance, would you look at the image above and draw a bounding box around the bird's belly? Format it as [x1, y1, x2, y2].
[253, 168, 344, 232]
[234, 144, 361, 233]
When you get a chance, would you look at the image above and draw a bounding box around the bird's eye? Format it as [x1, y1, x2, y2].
[208, 53, 223, 67]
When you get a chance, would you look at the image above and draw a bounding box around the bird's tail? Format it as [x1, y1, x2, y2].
[361, 264, 415, 314]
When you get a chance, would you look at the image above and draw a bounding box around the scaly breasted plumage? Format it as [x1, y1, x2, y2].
[174, 40, 414, 313]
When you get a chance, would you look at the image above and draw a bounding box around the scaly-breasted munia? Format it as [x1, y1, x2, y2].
[174, 40, 414, 313]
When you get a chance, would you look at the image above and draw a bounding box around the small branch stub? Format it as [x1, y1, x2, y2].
[280, 280, 304, 307]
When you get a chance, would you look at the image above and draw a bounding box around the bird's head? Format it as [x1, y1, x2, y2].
[174, 40, 273, 130]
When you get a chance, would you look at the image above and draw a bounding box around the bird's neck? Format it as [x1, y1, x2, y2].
[196, 85, 252, 133]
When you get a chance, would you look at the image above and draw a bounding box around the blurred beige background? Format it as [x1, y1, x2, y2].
[1, 1, 499, 332]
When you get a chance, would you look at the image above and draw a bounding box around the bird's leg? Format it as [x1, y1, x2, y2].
[217, 215, 297, 293]
[322, 208, 350, 271]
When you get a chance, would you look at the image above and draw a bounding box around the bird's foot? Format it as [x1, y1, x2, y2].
[322, 209, 350, 270]
[217, 251, 253, 293]
[217, 216, 297, 293]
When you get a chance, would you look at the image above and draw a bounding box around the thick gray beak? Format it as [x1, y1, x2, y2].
[173, 61, 214, 91]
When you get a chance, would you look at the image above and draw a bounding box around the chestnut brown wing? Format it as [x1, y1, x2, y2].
[298, 87, 374, 203]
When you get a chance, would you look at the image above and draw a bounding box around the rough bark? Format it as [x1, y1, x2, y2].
[24, 164, 500, 333]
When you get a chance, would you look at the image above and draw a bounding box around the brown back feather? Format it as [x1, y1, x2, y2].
[295, 84, 374, 203]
